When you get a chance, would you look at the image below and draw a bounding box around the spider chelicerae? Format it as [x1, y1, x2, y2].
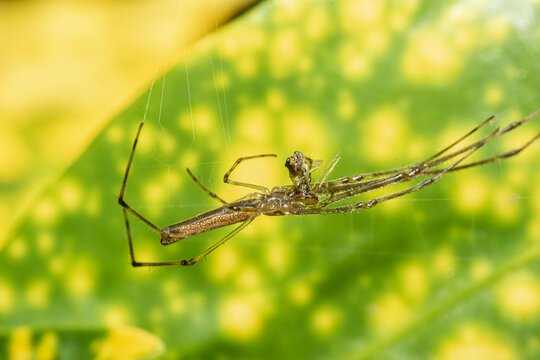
[118, 108, 540, 266]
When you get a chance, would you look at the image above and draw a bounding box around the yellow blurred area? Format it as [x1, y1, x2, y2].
[94, 327, 165, 360]
[0, 0, 260, 246]
[496, 271, 540, 321]
[219, 292, 270, 341]
[434, 323, 517, 360]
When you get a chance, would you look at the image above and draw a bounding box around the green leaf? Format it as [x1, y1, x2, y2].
[0, 326, 164, 360]
[2, 0, 540, 359]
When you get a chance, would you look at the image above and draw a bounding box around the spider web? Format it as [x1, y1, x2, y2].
[132, 0, 540, 269]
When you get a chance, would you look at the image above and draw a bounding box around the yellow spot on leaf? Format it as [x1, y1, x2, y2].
[299, 56, 314, 73]
[273, 0, 303, 23]
[266, 88, 286, 111]
[135, 124, 155, 155]
[266, 242, 290, 275]
[26, 280, 50, 309]
[434, 323, 516, 360]
[143, 185, 166, 218]
[94, 327, 164, 360]
[237, 107, 273, 143]
[340, 0, 385, 31]
[389, 0, 419, 31]
[453, 175, 488, 214]
[340, 51, 372, 80]
[33, 197, 58, 225]
[496, 271, 540, 320]
[179, 106, 216, 136]
[142, 168, 180, 218]
[220, 27, 264, 59]
[282, 107, 327, 156]
[338, 41, 376, 80]
[370, 293, 411, 335]
[220, 294, 266, 341]
[433, 246, 456, 278]
[491, 186, 520, 223]
[402, 31, 461, 84]
[58, 179, 82, 211]
[37, 233, 54, 255]
[84, 188, 102, 217]
[0, 278, 14, 313]
[365, 28, 390, 55]
[311, 304, 342, 336]
[9, 327, 32, 360]
[66, 259, 95, 297]
[337, 90, 356, 120]
[36, 332, 58, 360]
[469, 259, 492, 281]
[103, 305, 131, 326]
[49, 256, 66, 276]
[236, 55, 258, 78]
[214, 71, 230, 90]
[236, 267, 262, 290]
[399, 262, 429, 302]
[288, 282, 312, 306]
[162, 278, 181, 297]
[304, 7, 328, 40]
[529, 219, 540, 243]
[209, 245, 239, 281]
[106, 124, 124, 144]
[181, 150, 199, 170]
[530, 185, 540, 239]
[362, 106, 408, 162]
[484, 18, 510, 42]
[483, 84, 504, 106]
[269, 30, 301, 77]
[451, 26, 478, 52]
[169, 298, 186, 315]
[8, 237, 27, 259]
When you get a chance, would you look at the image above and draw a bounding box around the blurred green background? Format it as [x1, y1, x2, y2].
[2, 0, 540, 359]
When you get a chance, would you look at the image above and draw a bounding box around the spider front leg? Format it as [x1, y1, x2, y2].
[223, 153, 277, 193]
[301, 135, 489, 215]
[422, 132, 540, 175]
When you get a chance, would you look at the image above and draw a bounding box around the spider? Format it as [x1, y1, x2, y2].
[118, 108, 540, 266]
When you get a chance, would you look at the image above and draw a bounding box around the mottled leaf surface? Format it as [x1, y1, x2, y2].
[2, 1, 540, 359]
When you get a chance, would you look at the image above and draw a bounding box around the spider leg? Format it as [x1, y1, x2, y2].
[313, 152, 341, 188]
[186, 168, 230, 205]
[300, 133, 491, 215]
[323, 107, 540, 188]
[416, 109, 540, 173]
[118, 122, 161, 233]
[423, 115, 493, 162]
[321, 116, 492, 186]
[423, 132, 540, 174]
[126, 212, 257, 267]
[223, 154, 277, 193]
[306, 157, 323, 173]
[316, 125, 503, 206]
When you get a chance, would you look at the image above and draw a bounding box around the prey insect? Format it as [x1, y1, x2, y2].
[118, 108, 540, 266]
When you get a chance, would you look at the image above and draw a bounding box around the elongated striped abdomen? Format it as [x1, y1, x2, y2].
[160, 206, 252, 245]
